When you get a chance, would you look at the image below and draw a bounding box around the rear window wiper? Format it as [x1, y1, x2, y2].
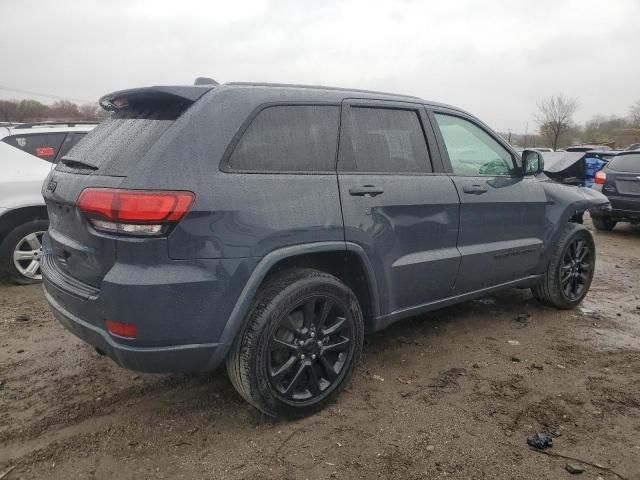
[60, 156, 98, 170]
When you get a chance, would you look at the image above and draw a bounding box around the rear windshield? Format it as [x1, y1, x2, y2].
[55, 103, 184, 175]
[608, 154, 640, 173]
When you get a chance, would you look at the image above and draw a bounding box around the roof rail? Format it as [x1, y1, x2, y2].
[13, 121, 100, 129]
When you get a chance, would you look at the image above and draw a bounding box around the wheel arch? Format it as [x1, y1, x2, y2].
[211, 242, 379, 365]
[0, 205, 49, 243]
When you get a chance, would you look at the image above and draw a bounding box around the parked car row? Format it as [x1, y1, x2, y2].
[591, 151, 640, 230]
[0, 123, 96, 283]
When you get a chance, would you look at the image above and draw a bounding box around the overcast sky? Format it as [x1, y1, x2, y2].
[1, 0, 638, 132]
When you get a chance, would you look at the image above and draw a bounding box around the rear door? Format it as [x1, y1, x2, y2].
[337, 100, 460, 316]
[430, 110, 546, 294]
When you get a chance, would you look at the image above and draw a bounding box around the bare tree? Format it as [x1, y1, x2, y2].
[79, 103, 107, 120]
[630, 100, 640, 128]
[535, 94, 579, 150]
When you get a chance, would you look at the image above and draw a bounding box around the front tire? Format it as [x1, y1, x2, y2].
[226, 268, 364, 418]
[532, 223, 595, 309]
[0, 219, 48, 285]
[591, 215, 616, 231]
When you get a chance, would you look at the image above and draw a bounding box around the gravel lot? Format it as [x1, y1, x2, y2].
[1, 217, 639, 480]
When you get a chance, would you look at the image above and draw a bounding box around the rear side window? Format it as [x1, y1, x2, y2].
[340, 107, 431, 173]
[434, 113, 515, 176]
[608, 154, 640, 173]
[227, 105, 340, 172]
[2, 133, 66, 163]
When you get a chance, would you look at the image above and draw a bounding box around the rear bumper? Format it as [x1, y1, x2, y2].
[44, 284, 225, 373]
[590, 197, 640, 220]
[41, 241, 254, 373]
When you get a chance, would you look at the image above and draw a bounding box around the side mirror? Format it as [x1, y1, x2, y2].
[522, 150, 544, 175]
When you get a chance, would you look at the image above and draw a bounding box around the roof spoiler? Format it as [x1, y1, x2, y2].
[99, 85, 214, 111]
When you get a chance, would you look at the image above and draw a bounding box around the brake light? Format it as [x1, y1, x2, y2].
[36, 147, 55, 157]
[106, 320, 138, 339]
[77, 188, 195, 236]
[594, 170, 606, 185]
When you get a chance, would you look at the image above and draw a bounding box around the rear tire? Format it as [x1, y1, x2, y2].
[591, 215, 616, 231]
[0, 219, 48, 285]
[532, 223, 595, 309]
[226, 268, 364, 419]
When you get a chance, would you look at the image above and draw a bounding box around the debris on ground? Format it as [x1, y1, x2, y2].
[527, 432, 553, 450]
[0, 465, 16, 480]
[396, 376, 414, 385]
[565, 463, 586, 474]
[15, 314, 30, 322]
[531, 363, 544, 370]
[508, 340, 520, 345]
[511, 356, 521, 363]
[370, 374, 384, 382]
[474, 297, 496, 305]
[515, 313, 530, 323]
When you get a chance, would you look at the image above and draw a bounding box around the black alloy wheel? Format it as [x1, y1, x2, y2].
[559, 237, 593, 301]
[267, 295, 353, 403]
[226, 268, 364, 418]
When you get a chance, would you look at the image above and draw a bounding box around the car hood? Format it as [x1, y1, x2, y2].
[542, 152, 585, 173]
[540, 174, 609, 209]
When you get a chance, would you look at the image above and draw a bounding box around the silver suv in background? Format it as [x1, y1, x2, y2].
[0, 122, 96, 283]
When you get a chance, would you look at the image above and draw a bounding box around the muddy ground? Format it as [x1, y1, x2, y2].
[1, 217, 639, 480]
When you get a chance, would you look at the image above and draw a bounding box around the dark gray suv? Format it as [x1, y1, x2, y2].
[41, 82, 608, 418]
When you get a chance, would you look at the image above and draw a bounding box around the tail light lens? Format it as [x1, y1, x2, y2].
[594, 170, 606, 185]
[77, 188, 195, 236]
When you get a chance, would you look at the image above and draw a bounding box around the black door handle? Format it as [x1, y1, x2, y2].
[349, 185, 384, 197]
[463, 184, 488, 194]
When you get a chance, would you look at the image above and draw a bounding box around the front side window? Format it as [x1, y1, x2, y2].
[434, 114, 515, 176]
[340, 107, 431, 173]
[227, 105, 340, 172]
[2, 133, 67, 163]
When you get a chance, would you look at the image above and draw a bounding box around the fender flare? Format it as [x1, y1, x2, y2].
[208, 241, 379, 366]
[0, 204, 49, 241]
[537, 197, 597, 274]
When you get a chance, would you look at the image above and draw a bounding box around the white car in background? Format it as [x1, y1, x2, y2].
[0, 123, 96, 284]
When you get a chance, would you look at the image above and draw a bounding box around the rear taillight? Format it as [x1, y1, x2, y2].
[77, 188, 195, 236]
[594, 170, 606, 185]
[36, 147, 55, 157]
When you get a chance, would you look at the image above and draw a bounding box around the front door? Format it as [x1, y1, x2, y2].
[337, 100, 461, 316]
[430, 110, 547, 294]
